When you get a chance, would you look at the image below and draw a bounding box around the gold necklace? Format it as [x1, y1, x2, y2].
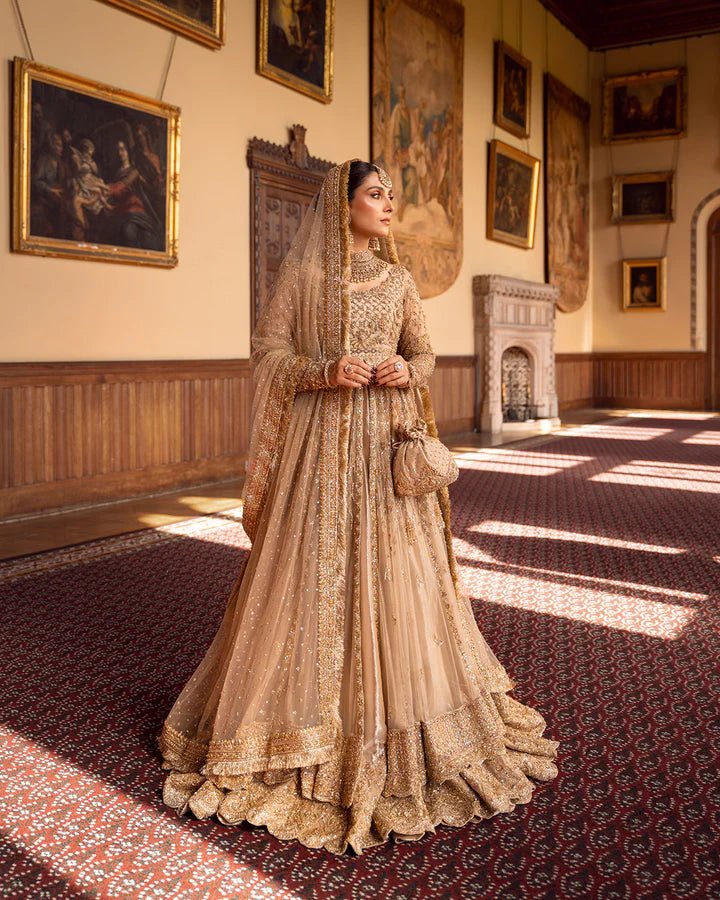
[349, 250, 386, 283]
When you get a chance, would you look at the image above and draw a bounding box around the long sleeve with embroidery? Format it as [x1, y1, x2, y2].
[398, 269, 436, 389]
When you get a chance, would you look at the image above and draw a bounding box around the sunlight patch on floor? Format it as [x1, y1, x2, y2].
[456, 449, 592, 476]
[682, 431, 720, 445]
[558, 425, 671, 440]
[0, 726, 297, 899]
[460, 562, 696, 639]
[592, 460, 720, 493]
[471, 521, 685, 555]
[623, 411, 718, 421]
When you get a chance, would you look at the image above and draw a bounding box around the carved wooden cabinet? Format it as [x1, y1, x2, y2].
[247, 126, 334, 331]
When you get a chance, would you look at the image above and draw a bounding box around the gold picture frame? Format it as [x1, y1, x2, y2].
[257, 0, 334, 104]
[602, 68, 686, 144]
[13, 57, 180, 267]
[612, 171, 674, 224]
[100, 0, 225, 48]
[487, 139, 540, 249]
[494, 41, 531, 139]
[622, 258, 667, 311]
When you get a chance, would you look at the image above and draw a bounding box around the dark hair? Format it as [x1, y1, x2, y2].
[347, 161, 379, 201]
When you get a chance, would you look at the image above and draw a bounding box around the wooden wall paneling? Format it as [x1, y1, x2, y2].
[593, 352, 706, 409]
[429, 356, 476, 435]
[0, 361, 253, 520]
[555, 353, 594, 410]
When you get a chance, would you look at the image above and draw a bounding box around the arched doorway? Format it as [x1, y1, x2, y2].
[708, 207, 720, 409]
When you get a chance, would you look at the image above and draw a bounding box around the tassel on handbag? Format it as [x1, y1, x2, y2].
[391, 418, 459, 496]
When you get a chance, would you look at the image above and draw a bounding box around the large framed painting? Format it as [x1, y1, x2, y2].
[100, 0, 225, 48]
[257, 0, 334, 103]
[494, 41, 531, 139]
[13, 58, 180, 267]
[544, 73, 590, 313]
[602, 68, 686, 144]
[372, 0, 464, 298]
[622, 258, 666, 311]
[612, 171, 674, 224]
[486, 139, 540, 249]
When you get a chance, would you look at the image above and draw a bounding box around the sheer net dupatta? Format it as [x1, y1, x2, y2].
[158, 161, 359, 778]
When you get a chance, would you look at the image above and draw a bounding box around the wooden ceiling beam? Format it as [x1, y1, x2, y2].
[539, 0, 720, 50]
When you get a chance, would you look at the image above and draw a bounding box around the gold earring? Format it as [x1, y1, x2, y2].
[369, 237, 380, 251]
[348, 230, 354, 245]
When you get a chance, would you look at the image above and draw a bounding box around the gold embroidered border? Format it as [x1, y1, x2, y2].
[158, 720, 339, 776]
[241, 354, 304, 543]
[161, 688, 560, 856]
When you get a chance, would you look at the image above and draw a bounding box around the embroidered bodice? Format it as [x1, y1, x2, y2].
[294, 252, 435, 392]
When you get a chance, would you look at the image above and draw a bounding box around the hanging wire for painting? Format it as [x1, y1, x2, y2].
[544, 8, 549, 75]
[12, 0, 35, 60]
[158, 34, 177, 101]
[519, 0, 523, 55]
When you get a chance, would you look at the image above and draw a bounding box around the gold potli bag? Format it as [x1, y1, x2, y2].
[391, 417, 459, 496]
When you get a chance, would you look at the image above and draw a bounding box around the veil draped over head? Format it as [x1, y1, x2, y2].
[239, 157, 463, 752]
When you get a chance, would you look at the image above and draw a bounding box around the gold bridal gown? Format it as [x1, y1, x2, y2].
[158, 245, 559, 855]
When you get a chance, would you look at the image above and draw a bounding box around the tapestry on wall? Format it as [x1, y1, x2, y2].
[12, 58, 180, 268]
[544, 73, 590, 313]
[371, 0, 464, 298]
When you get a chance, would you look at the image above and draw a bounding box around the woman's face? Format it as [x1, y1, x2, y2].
[349, 173, 395, 242]
[117, 141, 130, 166]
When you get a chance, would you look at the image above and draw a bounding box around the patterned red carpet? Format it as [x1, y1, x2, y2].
[1, 413, 719, 899]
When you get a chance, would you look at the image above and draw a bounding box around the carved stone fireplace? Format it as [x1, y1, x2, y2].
[473, 275, 560, 434]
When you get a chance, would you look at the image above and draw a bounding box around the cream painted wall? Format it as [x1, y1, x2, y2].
[591, 35, 720, 352]
[0, 0, 590, 361]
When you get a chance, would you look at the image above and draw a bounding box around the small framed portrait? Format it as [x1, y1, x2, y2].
[622, 258, 667, 311]
[487, 139, 540, 249]
[257, 0, 334, 103]
[100, 0, 225, 49]
[12, 57, 180, 267]
[612, 171, 674, 224]
[602, 68, 686, 143]
[494, 41, 531, 139]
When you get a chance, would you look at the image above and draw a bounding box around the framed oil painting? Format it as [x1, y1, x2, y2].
[622, 258, 666, 311]
[486, 139, 540, 250]
[257, 0, 334, 103]
[371, 0, 464, 298]
[544, 73, 590, 312]
[100, 0, 225, 48]
[13, 58, 180, 267]
[602, 68, 686, 144]
[612, 171, 674, 224]
[494, 41, 531, 139]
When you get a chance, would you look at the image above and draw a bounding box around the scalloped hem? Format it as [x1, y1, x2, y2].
[160, 694, 559, 856]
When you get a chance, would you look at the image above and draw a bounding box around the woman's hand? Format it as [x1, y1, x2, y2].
[374, 354, 410, 388]
[328, 355, 373, 387]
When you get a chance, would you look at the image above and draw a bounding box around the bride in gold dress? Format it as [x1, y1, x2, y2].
[159, 158, 559, 855]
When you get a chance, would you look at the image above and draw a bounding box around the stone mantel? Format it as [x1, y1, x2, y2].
[473, 274, 560, 434]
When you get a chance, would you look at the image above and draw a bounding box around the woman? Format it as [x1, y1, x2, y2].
[159, 159, 559, 855]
